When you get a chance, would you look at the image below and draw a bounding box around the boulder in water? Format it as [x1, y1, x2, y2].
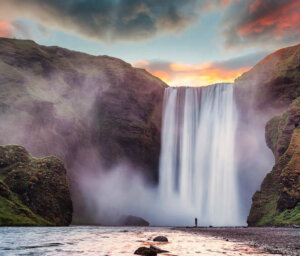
[153, 236, 168, 242]
[150, 245, 169, 253]
[134, 247, 157, 256]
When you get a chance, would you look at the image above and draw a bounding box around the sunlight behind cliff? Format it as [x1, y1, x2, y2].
[133, 60, 251, 87]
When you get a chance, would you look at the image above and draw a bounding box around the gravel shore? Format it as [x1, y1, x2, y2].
[176, 227, 300, 255]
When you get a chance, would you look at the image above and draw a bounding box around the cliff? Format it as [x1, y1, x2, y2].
[247, 98, 300, 226]
[243, 45, 300, 226]
[0, 38, 167, 223]
[0, 145, 72, 226]
[235, 44, 300, 113]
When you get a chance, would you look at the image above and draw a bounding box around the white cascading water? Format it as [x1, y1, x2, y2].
[159, 83, 242, 226]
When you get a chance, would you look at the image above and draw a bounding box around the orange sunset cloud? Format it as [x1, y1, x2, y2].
[0, 20, 14, 38]
[238, 0, 300, 37]
[0, 20, 13, 38]
[134, 61, 251, 87]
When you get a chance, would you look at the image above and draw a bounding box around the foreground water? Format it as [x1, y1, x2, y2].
[0, 226, 276, 256]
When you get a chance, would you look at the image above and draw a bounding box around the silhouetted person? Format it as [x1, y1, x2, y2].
[195, 217, 198, 227]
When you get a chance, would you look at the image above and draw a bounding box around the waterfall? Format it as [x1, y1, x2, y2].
[159, 83, 242, 226]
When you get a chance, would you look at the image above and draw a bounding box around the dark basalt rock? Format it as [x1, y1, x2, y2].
[153, 236, 168, 242]
[134, 247, 157, 256]
[0, 144, 72, 226]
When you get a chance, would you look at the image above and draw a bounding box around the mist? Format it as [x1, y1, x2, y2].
[76, 159, 200, 226]
[0, 39, 285, 227]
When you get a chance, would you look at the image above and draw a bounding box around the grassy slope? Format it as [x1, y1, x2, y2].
[0, 195, 51, 226]
[0, 179, 51, 226]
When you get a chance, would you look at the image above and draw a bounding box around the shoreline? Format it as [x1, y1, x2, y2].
[175, 226, 300, 255]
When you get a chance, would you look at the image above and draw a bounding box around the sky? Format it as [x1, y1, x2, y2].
[0, 0, 299, 86]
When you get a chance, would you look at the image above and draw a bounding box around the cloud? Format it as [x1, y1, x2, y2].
[222, 0, 300, 50]
[1, 0, 297, 49]
[0, 0, 227, 43]
[134, 51, 268, 86]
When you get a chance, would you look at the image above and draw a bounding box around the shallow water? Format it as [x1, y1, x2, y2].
[0, 226, 275, 256]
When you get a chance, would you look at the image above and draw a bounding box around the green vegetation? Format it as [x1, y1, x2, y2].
[0, 145, 72, 226]
[0, 195, 51, 226]
[255, 193, 279, 226]
[274, 203, 300, 226]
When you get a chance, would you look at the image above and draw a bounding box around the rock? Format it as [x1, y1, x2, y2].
[120, 215, 150, 226]
[0, 38, 167, 224]
[247, 97, 300, 226]
[0, 145, 72, 226]
[134, 247, 157, 256]
[150, 245, 169, 253]
[235, 44, 300, 114]
[153, 236, 168, 242]
[233, 44, 300, 227]
[0, 181, 11, 200]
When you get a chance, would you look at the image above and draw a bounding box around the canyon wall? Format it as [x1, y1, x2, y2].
[0, 38, 167, 223]
[234, 44, 300, 226]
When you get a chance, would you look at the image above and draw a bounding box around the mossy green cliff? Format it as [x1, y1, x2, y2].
[247, 97, 300, 226]
[0, 145, 72, 226]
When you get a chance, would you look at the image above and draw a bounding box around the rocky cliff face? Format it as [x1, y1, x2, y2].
[241, 44, 300, 226]
[233, 44, 300, 222]
[0, 38, 167, 223]
[0, 145, 72, 226]
[247, 98, 300, 226]
[235, 44, 300, 114]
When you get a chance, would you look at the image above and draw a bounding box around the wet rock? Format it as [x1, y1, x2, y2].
[134, 247, 157, 256]
[150, 245, 169, 253]
[153, 236, 168, 242]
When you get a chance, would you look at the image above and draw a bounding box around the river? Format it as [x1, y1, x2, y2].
[0, 226, 277, 255]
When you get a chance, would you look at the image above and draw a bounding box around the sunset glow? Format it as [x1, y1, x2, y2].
[134, 61, 251, 87]
[0, 20, 13, 38]
[238, 1, 300, 37]
[0, 0, 299, 87]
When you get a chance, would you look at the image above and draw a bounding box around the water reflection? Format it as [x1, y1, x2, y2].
[0, 226, 276, 255]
